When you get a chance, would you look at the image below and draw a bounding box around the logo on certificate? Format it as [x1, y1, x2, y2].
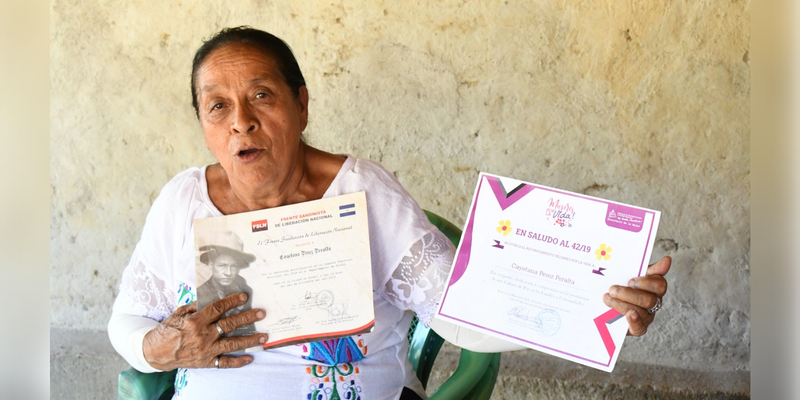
[545, 198, 576, 228]
[251, 219, 269, 232]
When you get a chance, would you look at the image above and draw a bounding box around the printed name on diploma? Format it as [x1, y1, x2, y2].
[509, 263, 576, 285]
[279, 246, 332, 260]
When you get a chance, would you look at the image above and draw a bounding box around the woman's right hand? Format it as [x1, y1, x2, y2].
[142, 293, 267, 371]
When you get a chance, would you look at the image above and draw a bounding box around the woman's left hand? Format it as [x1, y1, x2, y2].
[603, 256, 671, 336]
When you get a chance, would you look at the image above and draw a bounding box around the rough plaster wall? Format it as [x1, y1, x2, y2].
[50, 0, 750, 373]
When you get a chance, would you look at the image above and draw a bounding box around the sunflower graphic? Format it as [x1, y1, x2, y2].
[595, 244, 612, 260]
[496, 220, 512, 236]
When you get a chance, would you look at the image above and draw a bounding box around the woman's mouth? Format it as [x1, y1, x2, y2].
[235, 148, 263, 163]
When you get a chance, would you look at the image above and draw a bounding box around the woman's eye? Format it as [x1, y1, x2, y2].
[255, 93, 266, 99]
[211, 103, 223, 111]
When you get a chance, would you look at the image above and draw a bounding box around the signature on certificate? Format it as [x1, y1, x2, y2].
[508, 306, 537, 322]
[303, 290, 351, 318]
[269, 315, 300, 326]
[508, 306, 561, 337]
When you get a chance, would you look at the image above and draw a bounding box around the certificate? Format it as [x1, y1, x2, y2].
[194, 192, 374, 350]
[437, 173, 660, 372]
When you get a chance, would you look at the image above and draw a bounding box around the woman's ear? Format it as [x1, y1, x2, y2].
[298, 86, 309, 131]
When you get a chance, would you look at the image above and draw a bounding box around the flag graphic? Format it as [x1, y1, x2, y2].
[339, 204, 356, 217]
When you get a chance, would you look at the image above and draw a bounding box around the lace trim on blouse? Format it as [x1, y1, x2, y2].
[115, 258, 175, 322]
[382, 230, 455, 327]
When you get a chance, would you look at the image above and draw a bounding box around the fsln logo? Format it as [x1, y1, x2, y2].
[252, 219, 269, 232]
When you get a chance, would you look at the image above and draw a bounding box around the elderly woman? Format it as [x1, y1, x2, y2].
[108, 27, 670, 399]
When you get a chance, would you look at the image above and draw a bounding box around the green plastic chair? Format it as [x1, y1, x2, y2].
[118, 210, 501, 400]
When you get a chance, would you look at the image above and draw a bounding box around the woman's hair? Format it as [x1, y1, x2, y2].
[190, 26, 307, 116]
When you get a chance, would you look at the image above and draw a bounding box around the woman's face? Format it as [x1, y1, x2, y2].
[195, 43, 308, 191]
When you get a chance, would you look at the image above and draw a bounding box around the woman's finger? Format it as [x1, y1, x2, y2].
[646, 256, 671, 277]
[216, 308, 266, 334]
[194, 292, 249, 323]
[158, 302, 198, 330]
[212, 333, 269, 355]
[608, 285, 660, 310]
[602, 292, 654, 333]
[175, 301, 198, 316]
[625, 310, 648, 336]
[627, 275, 668, 297]
[215, 354, 255, 369]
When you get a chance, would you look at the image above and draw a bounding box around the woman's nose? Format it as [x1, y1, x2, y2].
[231, 105, 259, 134]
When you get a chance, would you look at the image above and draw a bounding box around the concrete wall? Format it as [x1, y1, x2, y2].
[50, 0, 749, 396]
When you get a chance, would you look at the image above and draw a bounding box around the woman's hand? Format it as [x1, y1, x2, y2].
[603, 256, 671, 336]
[142, 293, 267, 371]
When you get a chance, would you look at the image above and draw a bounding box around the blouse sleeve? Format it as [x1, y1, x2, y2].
[381, 229, 454, 327]
[108, 252, 175, 373]
[107, 170, 199, 372]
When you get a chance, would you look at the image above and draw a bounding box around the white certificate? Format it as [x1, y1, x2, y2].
[194, 192, 374, 350]
[437, 173, 660, 372]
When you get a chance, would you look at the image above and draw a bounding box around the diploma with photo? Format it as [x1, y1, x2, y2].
[193, 191, 374, 350]
[437, 173, 660, 372]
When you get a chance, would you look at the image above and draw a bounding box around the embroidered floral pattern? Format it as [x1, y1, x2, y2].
[305, 338, 365, 365]
[176, 283, 195, 306]
[306, 364, 362, 400]
[174, 368, 188, 397]
[303, 337, 366, 400]
[341, 378, 363, 400]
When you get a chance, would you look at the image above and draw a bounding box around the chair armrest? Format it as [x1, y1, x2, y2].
[408, 322, 446, 389]
[429, 350, 501, 400]
[118, 367, 177, 400]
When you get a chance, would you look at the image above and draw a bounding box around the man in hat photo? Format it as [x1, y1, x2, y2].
[197, 230, 258, 337]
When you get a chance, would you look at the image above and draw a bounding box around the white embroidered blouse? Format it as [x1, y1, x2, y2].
[108, 156, 455, 399]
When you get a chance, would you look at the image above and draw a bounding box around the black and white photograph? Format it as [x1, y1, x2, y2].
[196, 230, 257, 337]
